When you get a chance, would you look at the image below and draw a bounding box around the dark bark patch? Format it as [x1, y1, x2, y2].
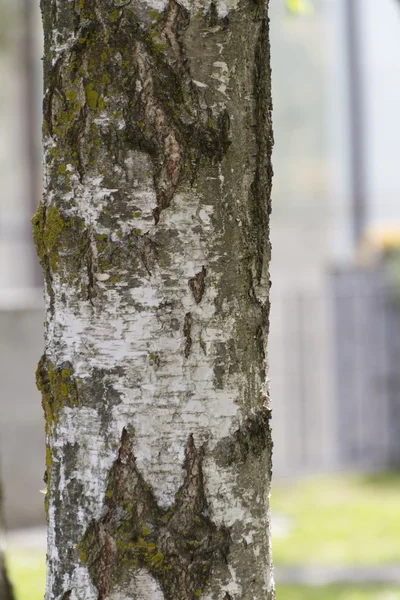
[205, 1, 219, 27]
[246, 16, 273, 286]
[139, 233, 158, 275]
[200, 109, 231, 162]
[79, 429, 230, 600]
[42, 0, 232, 232]
[213, 339, 239, 389]
[203, 0, 230, 29]
[188, 266, 206, 303]
[213, 406, 272, 468]
[183, 312, 193, 358]
[83, 232, 98, 304]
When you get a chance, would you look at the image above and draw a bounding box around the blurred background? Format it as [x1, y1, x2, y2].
[2, 0, 400, 598]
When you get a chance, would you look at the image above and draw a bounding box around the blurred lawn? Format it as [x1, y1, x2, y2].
[7, 550, 45, 600]
[271, 472, 400, 565]
[276, 585, 400, 599]
[6, 473, 400, 600]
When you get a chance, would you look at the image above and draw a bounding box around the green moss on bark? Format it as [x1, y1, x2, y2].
[36, 355, 79, 436]
[32, 204, 69, 270]
[39, 0, 274, 597]
[79, 430, 230, 600]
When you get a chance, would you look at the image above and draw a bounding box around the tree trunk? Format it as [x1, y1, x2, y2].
[0, 561, 13, 600]
[0, 483, 15, 600]
[35, 0, 274, 598]
[0, 552, 14, 600]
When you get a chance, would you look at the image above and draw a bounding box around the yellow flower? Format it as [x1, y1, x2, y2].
[364, 226, 400, 251]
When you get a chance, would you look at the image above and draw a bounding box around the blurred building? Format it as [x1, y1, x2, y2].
[270, 0, 400, 475]
[0, 0, 42, 290]
[1, 0, 400, 528]
[0, 0, 45, 529]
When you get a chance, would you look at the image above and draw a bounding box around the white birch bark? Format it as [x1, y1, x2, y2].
[35, 0, 274, 598]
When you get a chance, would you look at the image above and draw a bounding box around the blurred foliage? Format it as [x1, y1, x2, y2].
[286, 0, 314, 15]
[271, 473, 400, 565]
[385, 248, 400, 303]
[356, 226, 400, 302]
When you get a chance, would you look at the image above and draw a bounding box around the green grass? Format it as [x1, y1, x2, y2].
[6, 550, 45, 600]
[271, 472, 400, 565]
[7, 553, 400, 600]
[277, 584, 400, 599]
[5, 555, 400, 600]
[6, 473, 400, 599]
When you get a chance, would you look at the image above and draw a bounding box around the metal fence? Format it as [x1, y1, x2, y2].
[269, 281, 336, 477]
[270, 267, 400, 478]
[332, 267, 400, 469]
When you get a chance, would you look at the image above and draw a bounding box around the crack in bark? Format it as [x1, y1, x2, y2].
[204, 0, 230, 28]
[85, 231, 98, 304]
[138, 233, 158, 276]
[134, 38, 184, 225]
[183, 312, 193, 358]
[43, 0, 231, 228]
[131, 0, 194, 223]
[42, 55, 63, 139]
[189, 266, 207, 304]
[164, 0, 186, 69]
[80, 429, 230, 600]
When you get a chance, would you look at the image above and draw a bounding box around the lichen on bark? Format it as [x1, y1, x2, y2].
[80, 429, 230, 600]
[40, 0, 231, 225]
[36, 355, 79, 436]
[37, 0, 275, 598]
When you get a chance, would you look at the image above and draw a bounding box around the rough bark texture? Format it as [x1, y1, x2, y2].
[35, 0, 274, 598]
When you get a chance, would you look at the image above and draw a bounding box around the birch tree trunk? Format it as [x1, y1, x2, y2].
[35, 0, 274, 598]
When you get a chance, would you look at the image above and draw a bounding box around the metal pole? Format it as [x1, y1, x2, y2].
[345, 0, 367, 247]
[22, 0, 42, 286]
